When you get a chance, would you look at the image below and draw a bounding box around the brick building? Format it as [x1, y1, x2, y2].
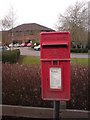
[2, 23, 55, 44]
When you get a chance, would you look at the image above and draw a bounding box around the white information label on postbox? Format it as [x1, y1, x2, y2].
[50, 68, 61, 89]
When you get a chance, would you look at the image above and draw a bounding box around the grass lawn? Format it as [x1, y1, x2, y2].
[71, 58, 88, 66]
[19, 55, 89, 66]
[19, 55, 40, 65]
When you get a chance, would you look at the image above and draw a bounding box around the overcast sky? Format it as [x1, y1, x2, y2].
[0, 0, 89, 30]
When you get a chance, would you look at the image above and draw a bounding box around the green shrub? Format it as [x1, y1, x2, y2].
[71, 48, 88, 53]
[2, 49, 20, 63]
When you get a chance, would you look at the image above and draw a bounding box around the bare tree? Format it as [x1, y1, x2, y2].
[0, 6, 17, 31]
[8, 7, 17, 42]
[0, 6, 17, 45]
[88, 1, 90, 49]
[88, 1, 90, 31]
[57, 1, 88, 48]
[0, 18, 10, 31]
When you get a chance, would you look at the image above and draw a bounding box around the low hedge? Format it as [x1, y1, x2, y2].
[71, 48, 88, 53]
[2, 63, 88, 110]
[2, 49, 20, 63]
[2, 64, 52, 108]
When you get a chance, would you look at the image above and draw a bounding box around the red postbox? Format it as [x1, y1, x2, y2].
[40, 32, 70, 101]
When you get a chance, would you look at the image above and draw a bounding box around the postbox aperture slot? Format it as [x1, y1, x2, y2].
[42, 45, 67, 49]
[42, 42, 68, 46]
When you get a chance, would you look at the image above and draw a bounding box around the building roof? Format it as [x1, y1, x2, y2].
[11, 23, 55, 32]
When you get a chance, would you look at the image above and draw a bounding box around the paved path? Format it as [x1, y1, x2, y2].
[20, 47, 40, 56]
[15, 47, 88, 58]
[71, 53, 88, 58]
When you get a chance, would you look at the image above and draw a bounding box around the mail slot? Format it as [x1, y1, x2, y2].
[40, 32, 70, 101]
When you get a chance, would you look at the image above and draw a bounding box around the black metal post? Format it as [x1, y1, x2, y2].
[53, 101, 60, 120]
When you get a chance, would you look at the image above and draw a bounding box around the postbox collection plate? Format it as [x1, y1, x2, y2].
[50, 67, 62, 90]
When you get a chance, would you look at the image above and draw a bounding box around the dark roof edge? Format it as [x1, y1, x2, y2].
[9, 23, 55, 31]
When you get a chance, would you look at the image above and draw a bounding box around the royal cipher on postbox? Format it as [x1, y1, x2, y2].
[40, 32, 70, 101]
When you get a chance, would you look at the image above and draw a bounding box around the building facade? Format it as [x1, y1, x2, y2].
[2, 23, 55, 45]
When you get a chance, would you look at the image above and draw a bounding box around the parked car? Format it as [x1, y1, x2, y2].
[13, 43, 20, 47]
[0, 45, 10, 52]
[27, 43, 32, 47]
[9, 43, 13, 47]
[34, 45, 40, 51]
[20, 43, 27, 47]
